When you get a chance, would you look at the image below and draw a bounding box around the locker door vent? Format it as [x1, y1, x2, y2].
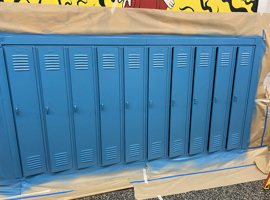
[55, 152, 68, 167]
[102, 54, 115, 70]
[106, 146, 117, 160]
[221, 53, 230, 67]
[231, 133, 240, 145]
[74, 54, 88, 70]
[128, 54, 140, 69]
[44, 54, 60, 71]
[129, 144, 140, 157]
[27, 155, 42, 170]
[153, 54, 164, 68]
[81, 149, 94, 163]
[193, 137, 203, 150]
[151, 141, 161, 155]
[12, 55, 30, 71]
[212, 135, 222, 148]
[173, 139, 183, 153]
[240, 53, 250, 66]
[199, 53, 209, 67]
[177, 53, 187, 68]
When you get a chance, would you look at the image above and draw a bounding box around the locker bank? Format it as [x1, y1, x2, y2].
[0, 34, 264, 180]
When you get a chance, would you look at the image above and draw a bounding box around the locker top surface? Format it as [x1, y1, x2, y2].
[0, 33, 262, 46]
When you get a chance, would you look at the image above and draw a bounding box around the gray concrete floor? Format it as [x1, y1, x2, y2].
[77, 179, 270, 200]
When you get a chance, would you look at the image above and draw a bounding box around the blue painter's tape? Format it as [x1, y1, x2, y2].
[248, 145, 267, 150]
[8, 190, 74, 200]
[130, 164, 256, 184]
[261, 106, 268, 146]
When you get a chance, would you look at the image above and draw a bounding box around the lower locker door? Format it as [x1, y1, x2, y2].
[189, 47, 215, 155]
[4, 47, 46, 176]
[124, 47, 146, 163]
[38, 47, 73, 172]
[148, 47, 170, 160]
[227, 46, 254, 150]
[209, 47, 235, 153]
[69, 47, 98, 169]
[98, 47, 121, 166]
[169, 47, 194, 158]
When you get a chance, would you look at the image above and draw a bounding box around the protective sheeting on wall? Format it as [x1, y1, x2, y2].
[0, 2, 269, 199]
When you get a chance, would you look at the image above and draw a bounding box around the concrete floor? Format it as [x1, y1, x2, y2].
[77, 179, 269, 200]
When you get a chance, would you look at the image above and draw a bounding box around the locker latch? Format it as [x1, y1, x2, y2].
[101, 103, 104, 111]
[74, 105, 78, 112]
[233, 95, 238, 102]
[15, 108, 19, 115]
[172, 99, 176, 106]
[214, 96, 218, 103]
[149, 100, 153, 108]
[46, 107, 49, 114]
[193, 98, 198, 104]
[125, 102, 129, 109]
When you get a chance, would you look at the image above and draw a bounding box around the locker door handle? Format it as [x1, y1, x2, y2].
[46, 107, 49, 114]
[15, 108, 19, 115]
[101, 103, 104, 111]
[193, 98, 198, 104]
[214, 96, 218, 103]
[233, 95, 238, 102]
[74, 105, 77, 112]
[172, 99, 175, 106]
[125, 102, 129, 109]
[149, 100, 153, 108]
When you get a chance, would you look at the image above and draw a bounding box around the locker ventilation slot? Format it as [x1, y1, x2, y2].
[128, 54, 140, 69]
[102, 54, 115, 70]
[55, 152, 68, 167]
[27, 155, 42, 170]
[74, 54, 88, 70]
[221, 53, 230, 67]
[240, 53, 250, 66]
[193, 137, 203, 150]
[153, 54, 164, 68]
[199, 53, 209, 67]
[177, 53, 187, 68]
[173, 139, 183, 152]
[12, 55, 30, 71]
[231, 133, 240, 145]
[81, 149, 93, 163]
[129, 144, 140, 157]
[106, 146, 117, 160]
[212, 135, 222, 148]
[151, 141, 161, 155]
[45, 55, 60, 71]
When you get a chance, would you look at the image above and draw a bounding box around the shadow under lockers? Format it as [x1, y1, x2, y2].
[2, 35, 261, 177]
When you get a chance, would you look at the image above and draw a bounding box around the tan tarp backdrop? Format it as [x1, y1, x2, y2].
[0, 3, 269, 199]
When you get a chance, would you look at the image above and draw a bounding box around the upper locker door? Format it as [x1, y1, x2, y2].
[98, 47, 121, 166]
[4, 47, 46, 176]
[124, 47, 146, 163]
[38, 47, 72, 172]
[69, 47, 98, 169]
[189, 47, 215, 155]
[209, 47, 235, 153]
[227, 46, 254, 150]
[148, 47, 170, 160]
[169, 47, 194, 158]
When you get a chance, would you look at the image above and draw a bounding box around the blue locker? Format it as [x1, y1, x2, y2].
[124, 47, 146, 163]
[209, 47, 235, 153]
[227, 46, 254, 150]
[148, 47, 170, 160]
[68, 47, 98, 169]
[169, 47, 194, 158]
[97, 47, 121, 166]
[4, 47, 46, 176]
[189, 47, 215, 155]
[38, 47, 73, 172]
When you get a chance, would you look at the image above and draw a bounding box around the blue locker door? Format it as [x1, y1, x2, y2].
[4, 47, 46, 176]
[69, 47, 98, 169]
[209, 47, 235, 153]
[38, 47, 72, 172]
[189, 47, 215, 155]
[124, 47, 145, 163]
[148, 47, 170, 160]
[169, 47, 194, 158]
[227, 46, 254, 150]
[98, 47, 121, 166]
